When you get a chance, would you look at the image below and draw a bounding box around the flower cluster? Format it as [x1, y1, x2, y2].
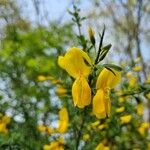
[37, 108, 69, 149]
[58, 47, 121, 119]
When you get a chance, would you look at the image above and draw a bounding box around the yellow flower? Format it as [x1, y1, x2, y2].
[133, 66, 142, 72]
[83, 134, 90, 141]
[72, 76, 91, 108]
[126, 72, 138, 87]
[2, 115, 11, 124]
[129, 76, 138, 87]
[120, 115, 132, 124]
[118, 98, 125, 103]
[91, 120, 100, 128]
[58, 47, 92, 79]
[146, 93, 150, 100]
[138, 122, 149, 136]
[98, 124, 107, 130]
[0, 123, 8, 134]
[93, 89, 111, 119]
[43, 140, 64, 150]
[96, 68, 121, 89]
[47, 127, 54, 135]
[37, 75, 47, 81]
[58, 47, 92, 108]
[145, 74, 150, 84]
[0, 115, 11, 134]
[56, 86, 67, 96]
[95, 143, 110, 150]
[126, 71, 133, 78]
[116, 107, 125, 113]
[136, 103, 144, 115]
[57, 108, 69, 134]
[93, 68, 121, 119]
[38, 124, 47, 132]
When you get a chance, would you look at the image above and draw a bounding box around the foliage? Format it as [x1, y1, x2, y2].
[0, 1, 150, 150]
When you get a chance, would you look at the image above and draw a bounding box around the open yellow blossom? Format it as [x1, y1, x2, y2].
[95, 143, 110, 150]
[57, 107, 69, 134]
[120, 115, 132, 124]
[72, 76, 91, 108]
[93, 68, 121, 119]
[58, 47, 92, 108]
[58, 47, 92, 79]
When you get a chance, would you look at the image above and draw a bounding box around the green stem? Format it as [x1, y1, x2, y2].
[75, 108, 86, 150]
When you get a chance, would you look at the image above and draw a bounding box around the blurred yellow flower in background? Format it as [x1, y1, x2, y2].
[133, 66, 142, 72]
[146, 74, 150, 84]
[58, 47, 92, 108]
[57, 107, 69, 134]
[138, 122, 149, 136]
[0, 115, 11, 134]
[136, 103, 144, 116]
[116, 107, 125, 113]
[47, 127, 54, 135]
[120, 115, 132, 124]
[98, 124, 107, 130]
[129, 76, 138, 87]
[38, 124, 47, 132]
[93, 68, 121, 119]
[43, 138, 64, 150]
[95, 142, 110, 150]
[37, 75, 47, 81]
[0, 123, 8, 134]
[83, 133, 90, 141]
[56, 86, 67, 96]
[38, 125, 54, 135]
[146, 92, 150, 100]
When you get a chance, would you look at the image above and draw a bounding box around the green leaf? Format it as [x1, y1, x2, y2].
[98, 44, 111, 61]
[101, 44, 112, 52]
[103, 64, 122, 71]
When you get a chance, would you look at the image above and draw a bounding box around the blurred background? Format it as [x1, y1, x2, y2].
[0, 0, 150, 149]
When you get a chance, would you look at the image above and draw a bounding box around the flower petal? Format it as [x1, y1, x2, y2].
[93, 89, 106, 119]
[58, 47, 92, 78]
[96, 68, 121, 89]
[72, 76, 91, 108]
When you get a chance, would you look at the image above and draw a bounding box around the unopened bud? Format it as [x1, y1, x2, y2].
[88, 27, 95, 45]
